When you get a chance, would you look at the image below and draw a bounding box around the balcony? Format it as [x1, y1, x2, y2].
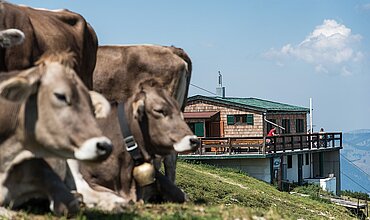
[190, 132, 342, 156]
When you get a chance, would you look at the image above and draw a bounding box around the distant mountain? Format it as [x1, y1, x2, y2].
[341, 129, 370, 194]
[341, 156, 370, 193]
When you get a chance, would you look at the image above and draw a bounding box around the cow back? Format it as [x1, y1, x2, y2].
[93, 45, 191, 107]
[0, 3, 97, 89]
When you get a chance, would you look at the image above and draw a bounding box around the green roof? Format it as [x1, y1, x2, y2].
[187, 95, 310, 113]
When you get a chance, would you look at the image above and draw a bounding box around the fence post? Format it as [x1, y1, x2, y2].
[228, 137, 232, 155]
[317, 134, 320, 148]
[199, 139, 203, 155]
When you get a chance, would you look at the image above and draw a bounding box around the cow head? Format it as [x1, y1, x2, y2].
[128, 79, 199, 156]
[0, 29, 25, 48]
[0, 51, 112, 161]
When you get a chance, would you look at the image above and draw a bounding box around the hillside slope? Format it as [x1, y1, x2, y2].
[176, 161, 354, 219]
[1, 161, 355, 219]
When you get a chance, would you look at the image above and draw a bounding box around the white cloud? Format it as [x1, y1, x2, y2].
[264, 19, 363, 75]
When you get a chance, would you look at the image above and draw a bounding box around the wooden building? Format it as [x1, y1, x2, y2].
[184, 95, 309, 138]
[181, 95, 342, 194]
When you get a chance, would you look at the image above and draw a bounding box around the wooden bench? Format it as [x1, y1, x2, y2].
[202, 139, 229, 154]
[231, 139, 264, 153]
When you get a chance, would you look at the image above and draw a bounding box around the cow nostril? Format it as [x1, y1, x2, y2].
[190, 137, 200, 149]
[96, 141, 113, 156]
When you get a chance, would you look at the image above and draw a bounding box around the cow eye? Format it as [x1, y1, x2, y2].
[54, 92, 70, 105]
[153, 109, 167, 117]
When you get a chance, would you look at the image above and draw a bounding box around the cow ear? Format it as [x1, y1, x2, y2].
[0, 29, 25, 48]
[132, 93, 145, 121]
[89, 91, 111, 118]
[0, 68, 41, 102]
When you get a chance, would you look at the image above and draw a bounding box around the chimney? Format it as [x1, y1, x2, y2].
[216, 71, 225, 98]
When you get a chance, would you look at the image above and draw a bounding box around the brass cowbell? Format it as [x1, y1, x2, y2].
[133, 162, 156, 186]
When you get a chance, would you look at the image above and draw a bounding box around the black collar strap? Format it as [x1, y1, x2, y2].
[117, 102, 145, 166]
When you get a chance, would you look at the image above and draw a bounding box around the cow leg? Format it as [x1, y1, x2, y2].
[163, 153, 177, 183]
[155, 170, 186, 203]
[139, 170, 186, 203]
[153, 153, 177, 183]
[2, 158, 79, 217]
[66, 159, 129, 211]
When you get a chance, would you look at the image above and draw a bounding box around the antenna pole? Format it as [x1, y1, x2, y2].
[218, 71, 222, 87]
[310, 98, 313, 133]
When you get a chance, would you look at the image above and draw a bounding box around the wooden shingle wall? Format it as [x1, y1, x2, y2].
[266, 113, 307, 134]
[185, 100, 263, 137]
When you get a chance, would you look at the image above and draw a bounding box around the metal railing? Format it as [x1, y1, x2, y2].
[193, 132, 342, 155]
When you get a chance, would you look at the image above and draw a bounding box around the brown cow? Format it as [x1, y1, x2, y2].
[76, 45, 199, 205]
[0, 52, 113, 216]
[94, 45, 193, 182]
[0, 2, 97, 89]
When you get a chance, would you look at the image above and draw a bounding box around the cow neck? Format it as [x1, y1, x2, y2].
[117, 102, 145, 166]
[22, 93, 38, 146]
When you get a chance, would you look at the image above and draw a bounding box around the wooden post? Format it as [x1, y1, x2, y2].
[220, 121, 224, 138]
[366, 197, 368, 218]
[263, 113, 266, 154]
[199, 139, 203, 155]
[357, 198, 360, 216]
[332, 133, 335, 148]
[228, 137, 232, 155]
[317, 134, 320, 148]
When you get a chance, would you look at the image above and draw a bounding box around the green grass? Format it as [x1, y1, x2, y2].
[0, 160, 356, 220]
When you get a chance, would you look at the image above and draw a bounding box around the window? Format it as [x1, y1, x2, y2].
[287, 155, 293, 168]
[246, 114, 254, 125]
[227, 114, 254, 125]
[188, 122, 204, 137]
[227, 115, 235, 125]
[296, 119, 304, 133]
[282, 119, 290, 134]
[305, 153, 309, 165]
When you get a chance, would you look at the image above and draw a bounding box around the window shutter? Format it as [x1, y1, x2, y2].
[194, 122, 204, 137]
[295, 120, 299, 132]
[227, 115, 235, 125]
[246, 114, 254, 125]
[296, 119, 304, 133]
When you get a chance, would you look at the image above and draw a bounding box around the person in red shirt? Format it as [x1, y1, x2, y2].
[268, 128, 276, 137]
[266, 128, 277, 153]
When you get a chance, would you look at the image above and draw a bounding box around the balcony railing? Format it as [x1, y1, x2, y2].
[193, 132, 342, 155]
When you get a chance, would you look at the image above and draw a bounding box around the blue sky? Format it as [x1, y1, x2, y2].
[11, 0, 370, 132]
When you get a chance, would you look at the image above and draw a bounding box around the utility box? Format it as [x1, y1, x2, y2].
[305, 176, 337, 195]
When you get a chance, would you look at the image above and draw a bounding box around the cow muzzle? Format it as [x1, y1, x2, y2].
[173, 135, 200, 153]
[74, 137, 113, 161]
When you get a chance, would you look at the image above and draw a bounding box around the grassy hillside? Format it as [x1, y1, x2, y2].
[1, 161, 355, 219]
